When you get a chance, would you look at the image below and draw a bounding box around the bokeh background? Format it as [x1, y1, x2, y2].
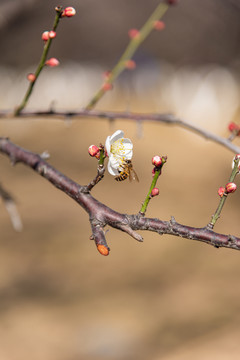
[0, 0, 240, 359]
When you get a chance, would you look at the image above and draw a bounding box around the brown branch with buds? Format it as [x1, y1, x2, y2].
[0, 137, 240, 255]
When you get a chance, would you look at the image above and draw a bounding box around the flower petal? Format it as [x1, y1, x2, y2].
[109, 130, 124, 144]
[105, 135, 111, 156]
[108, 160, 119, 176]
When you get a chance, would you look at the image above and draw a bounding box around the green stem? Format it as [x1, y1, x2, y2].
[140, 157, 167, 215]
[85, 1, 169, 110]
[14, 7, 63, 116]
[208, 156, 239, 229]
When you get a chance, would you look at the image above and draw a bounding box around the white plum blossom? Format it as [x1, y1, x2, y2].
[105, 130, 133, 176]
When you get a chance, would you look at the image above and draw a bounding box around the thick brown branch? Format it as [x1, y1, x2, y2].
[0, 137, 240, 253]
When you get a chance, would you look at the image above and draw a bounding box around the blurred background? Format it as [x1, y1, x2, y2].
[0, 0, 240, 359]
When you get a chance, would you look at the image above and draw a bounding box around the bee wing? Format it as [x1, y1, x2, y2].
[129, 168, 139, 182]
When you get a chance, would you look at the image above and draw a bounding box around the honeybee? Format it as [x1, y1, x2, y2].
[115, 160, 139, 182]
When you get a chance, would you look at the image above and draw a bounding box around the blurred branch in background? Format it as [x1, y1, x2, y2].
[0, 0, 37, 31]
[0, 183, 22, 232]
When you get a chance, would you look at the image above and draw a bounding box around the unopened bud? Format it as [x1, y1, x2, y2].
[228, 122, 240, 135]
[45, 57, 60, 67]
[102, 82, 113, 91]
[49, 30, 56, 39]
[97, 244, 110, 256]
[88, 145, 100, 157]
[153, 20, 165, 31]
[218, 186, 225, 198]
[128, 28, 140, 39]
[152, 155, 162, 167]
[232, 154, 240, 171]
[225, 182, 237, 194]
[27, 73, 36, 82]
[151, 188, 159, 197]
[125, 60, 136, 70]
[62, 7, 76, 17]
[102, 70, 112, 80]
[42, 31, 49, 41]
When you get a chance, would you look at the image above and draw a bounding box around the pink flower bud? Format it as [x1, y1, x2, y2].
[27, 73, 36, 82]
[62, 7, 76, 17]
[102, 70, 112, 80]
[102, 82, 113, 91]
[225, 182, 237, 194]
[49, 30, 56, 39]
[42, 31, 49, 41]
[88, 145, 100, 157]
[128, 28, 140, 39]
[228, 122, 240, 135]
[125, 60, 136, 70]
[151, 188, 159, 197]
[45, 58, 60, 67]
[153, 20, 165, 31]
[152, 155, 162, 167]
[218, 187, 225, 198]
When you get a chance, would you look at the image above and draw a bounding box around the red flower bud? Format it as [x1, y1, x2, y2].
[97, 244, 110, 256]
[153, 20, 165, 31]
[102, 70, 112, 80]
[218, 186, 225, 198]
[62, 7, 76, 17]
[102, 82, 113, 91]
[49, 30, 56, 39]
[225, 182, 237, 194]
[152, 155, 162, 167]
[27, 73, 36, 82]
[151, 188, 159, 197]
[41, 31, 49, 41]
[125, 60, 136, 70]
[88, 145, 100, 157]
[128, 28, 140, 39]
[45, 58, 60, 67]
[228, 122, 240, 135]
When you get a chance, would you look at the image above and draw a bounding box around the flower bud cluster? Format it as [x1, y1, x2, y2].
[218, 182, 237, 197]
[41, 30, 56, 41]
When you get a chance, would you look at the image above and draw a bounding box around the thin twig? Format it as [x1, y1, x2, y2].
[1, 109, 239, 154]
